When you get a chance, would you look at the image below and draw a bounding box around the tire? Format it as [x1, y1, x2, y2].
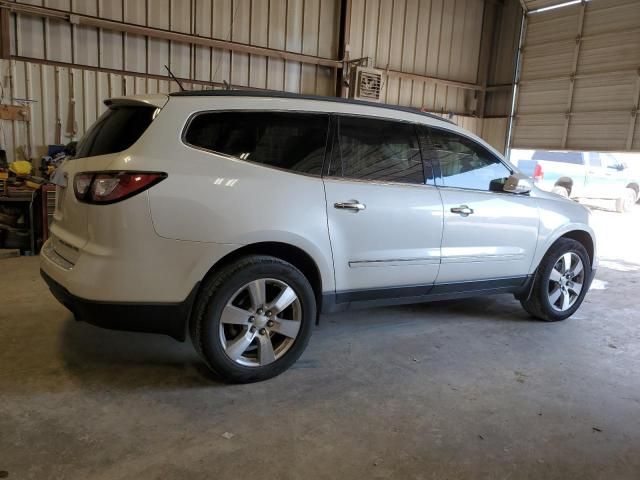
[552, 185, 570, 198]
[190, 255, 316, 383]
[520, 238, 591, 322]
[615, 187, 636, 213]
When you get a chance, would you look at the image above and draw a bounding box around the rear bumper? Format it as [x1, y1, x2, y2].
[41, 269, 197, 341]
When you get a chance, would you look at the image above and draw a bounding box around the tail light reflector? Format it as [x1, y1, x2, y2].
[533, 163, 544, 182]
[74, 171, 167, 204]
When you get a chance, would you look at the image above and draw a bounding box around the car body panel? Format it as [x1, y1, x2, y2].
[436, 187, 539, 283]
[324, 178, 443, 291]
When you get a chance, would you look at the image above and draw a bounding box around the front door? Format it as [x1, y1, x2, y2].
[424, 127, 539, 285]
[323, 115, 444, 299]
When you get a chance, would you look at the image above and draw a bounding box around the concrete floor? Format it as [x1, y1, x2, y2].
[1, 206, 639, 479]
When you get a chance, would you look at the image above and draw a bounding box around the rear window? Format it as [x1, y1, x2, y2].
[531, 151, 583, 164]
[184, 111, 330, 176]
[74, 106, 157, 159]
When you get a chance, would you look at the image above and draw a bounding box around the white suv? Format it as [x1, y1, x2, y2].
[41, 91, 597, 382]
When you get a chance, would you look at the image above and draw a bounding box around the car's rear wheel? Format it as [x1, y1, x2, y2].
[615, 187, 636, 213]
[190, 255, 315, 383]
[520, 238, 591, 321]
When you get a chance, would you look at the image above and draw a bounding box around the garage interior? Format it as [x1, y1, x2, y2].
[1, 0, 639, 478]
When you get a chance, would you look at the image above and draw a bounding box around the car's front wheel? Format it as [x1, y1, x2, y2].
[190, 255, 315, 383]
[520, 238, 591, 321]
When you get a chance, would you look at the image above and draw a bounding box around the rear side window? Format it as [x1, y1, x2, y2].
[184, 112, 329, 176]
[75, 106, 157, 158]
[329, 116, 425, 184]
[531, 151, 583, 164]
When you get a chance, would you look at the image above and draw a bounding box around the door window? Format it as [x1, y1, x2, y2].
[184, 112, 330, 176]
[427, 128, 512, 191]
[589, 153, 602, 167]
[328, 116, 427, 184]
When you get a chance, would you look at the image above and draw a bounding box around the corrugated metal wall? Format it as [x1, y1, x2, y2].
[347, 0, 484, 114]
[0, 0, 518, 163]
[10, 0, 339, 92]
[512, 0, 640, 151]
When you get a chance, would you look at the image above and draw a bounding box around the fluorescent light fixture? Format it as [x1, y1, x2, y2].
[529, 0, 588, 14]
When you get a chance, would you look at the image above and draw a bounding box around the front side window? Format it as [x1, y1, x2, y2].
[184, 111, 329, 176]
[428, 128, 511, 191]
[329, 116, 425, 184]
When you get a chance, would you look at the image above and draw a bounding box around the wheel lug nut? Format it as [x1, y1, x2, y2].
[266, 311, 272, 317]
[267, 320, 274, 327]
[259, 328, 267, 335]
[257, 308, 264, 315]
[248, 316, 255, 323]
[250, 326, 256, 333]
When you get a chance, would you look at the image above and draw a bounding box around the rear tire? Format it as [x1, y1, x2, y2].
[615, 187, 636, 213]
[190, 255, 315, 383]
[520, 238, 591, 322]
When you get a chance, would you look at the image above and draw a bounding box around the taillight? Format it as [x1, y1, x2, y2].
[533, 163, 544, 182]
[74, 171, 167, 204]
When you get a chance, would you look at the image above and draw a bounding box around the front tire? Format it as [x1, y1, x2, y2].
[520, 238, 591, 321]
[190, 255, 316, 383]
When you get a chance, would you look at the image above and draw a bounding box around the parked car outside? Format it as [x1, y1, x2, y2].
[518, 151, 639, 212]
[41, 91, 597, 382]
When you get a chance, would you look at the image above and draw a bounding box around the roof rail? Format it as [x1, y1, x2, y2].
[169, 89, 455, 124]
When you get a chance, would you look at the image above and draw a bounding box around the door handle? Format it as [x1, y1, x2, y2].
[334, 201, 366, 212]
[450, 205, 474, 216]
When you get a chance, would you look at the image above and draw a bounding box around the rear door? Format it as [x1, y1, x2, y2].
[423, 127, 539, 285]
[323, 115, 443, 299]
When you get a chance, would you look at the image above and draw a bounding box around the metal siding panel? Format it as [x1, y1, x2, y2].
[266, 0, 285, 91]
[567, 112, 630, 150]
[16, 14, 46, 59]
[517, 79, 570, 114]
[284, 0, 303, 93]
[516, 0, 640, 151]
[525, 4, 580, 46]
[398, 0, 419, 107]
[578, 30, 640, 75]
[583, 0, 640, 35]
[571, 73, 637, 112]
[249, 0, 268, 89]
[513, 114, 566, 149]
[71, 0, 98, 15]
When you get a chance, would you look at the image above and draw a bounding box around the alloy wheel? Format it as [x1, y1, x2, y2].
[547, 252, 585, 312]
[219, 278, 302, 367]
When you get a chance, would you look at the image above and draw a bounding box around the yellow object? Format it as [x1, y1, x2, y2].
[9, 160, 32, 176]
[0, 171, 8, 180]
[26, 180, 42, 190]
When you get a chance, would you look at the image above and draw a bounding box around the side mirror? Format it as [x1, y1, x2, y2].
[503, 173, 532, 194]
